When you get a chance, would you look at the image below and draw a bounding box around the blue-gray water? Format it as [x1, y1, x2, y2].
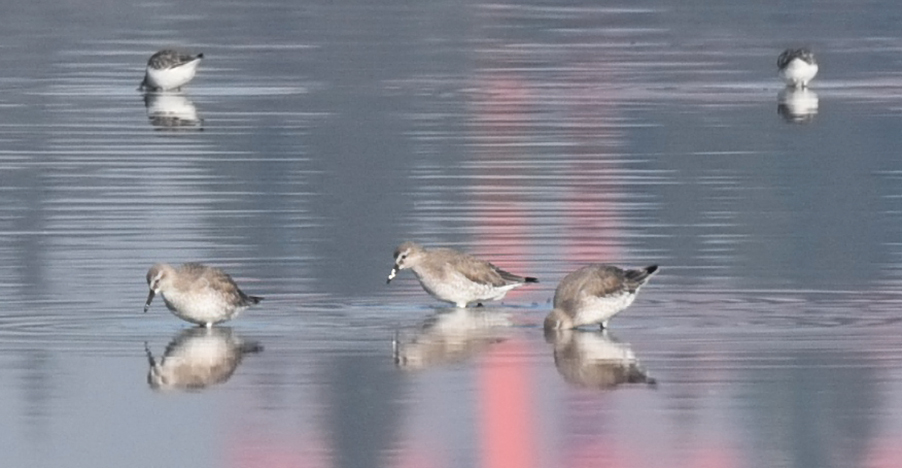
[3, 0, 902, 467]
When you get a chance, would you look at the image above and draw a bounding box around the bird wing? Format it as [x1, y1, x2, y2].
[446, 254, 510, 287]
[554, 265, 629, 310]
[148, 50, 201, 70]
[182, 263, 239, 297]
[582, 266, 630, 297]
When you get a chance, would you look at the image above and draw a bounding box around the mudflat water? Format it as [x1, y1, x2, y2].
[2, 0, 902, 467]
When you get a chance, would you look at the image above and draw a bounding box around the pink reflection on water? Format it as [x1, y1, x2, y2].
[865, 436, 902, 468]
[478, 339, 538, 468]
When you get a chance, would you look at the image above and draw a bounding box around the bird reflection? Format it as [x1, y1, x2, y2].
[545, 329, 656, 389]
[144, 327, 262, 391]
[143, 92, 203, 131]
[393, 308, 514, 370]
[777, 88, 819, 124]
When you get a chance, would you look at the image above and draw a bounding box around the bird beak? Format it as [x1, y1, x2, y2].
[386, 265, 399, 284]
[144, 289, 156, 313]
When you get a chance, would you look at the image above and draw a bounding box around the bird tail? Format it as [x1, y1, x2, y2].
[497, 268, 539, 284]
[239, 291, 263, 305]
[625, 265, 658, 287]
[247, 295, 264, 305]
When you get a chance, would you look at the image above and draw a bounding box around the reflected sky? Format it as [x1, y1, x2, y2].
[2, 0, 902, 467]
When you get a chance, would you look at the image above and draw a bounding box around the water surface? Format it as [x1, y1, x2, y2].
[2, 0, 902, 467]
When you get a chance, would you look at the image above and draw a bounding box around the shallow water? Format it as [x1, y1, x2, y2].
[2, 0, 902, 467]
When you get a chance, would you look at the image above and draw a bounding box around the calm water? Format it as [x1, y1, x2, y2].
[2, 0, 902, 467]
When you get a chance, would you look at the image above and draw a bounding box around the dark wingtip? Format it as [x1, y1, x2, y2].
[249, 295, 264, 304]
[524, 277, 539, 283]
[646, 265, 659, 275]
[197, 52, 204, 59]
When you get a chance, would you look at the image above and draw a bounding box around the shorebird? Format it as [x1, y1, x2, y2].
[139, 49, 204, 91]
[544, 264, 658, 330]
[778, 48, 818, 89]
[386, 241, 538, 307]
[144, 263, 262, 327]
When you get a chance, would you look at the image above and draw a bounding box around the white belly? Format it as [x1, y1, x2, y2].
[414, 269, 516, 307]
[780, 59, 818, 87]
[572, 292, 636, 327]
[145, 60, 201, 90]
[161, 290, 240, 325]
